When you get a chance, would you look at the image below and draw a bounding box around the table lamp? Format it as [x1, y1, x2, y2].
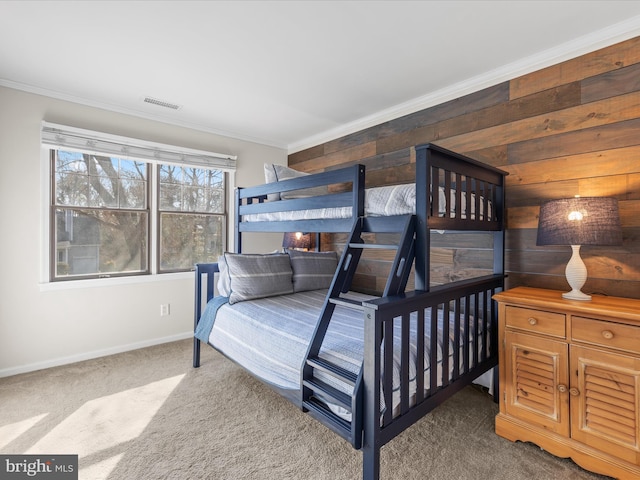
[536, 196, 622, 301]
[282, 232, 313, 251]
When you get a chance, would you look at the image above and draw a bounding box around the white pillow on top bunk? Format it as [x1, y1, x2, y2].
[263, 164, 280, 201]
[263, 163, 329, 200]
[219, 252, 294, 304]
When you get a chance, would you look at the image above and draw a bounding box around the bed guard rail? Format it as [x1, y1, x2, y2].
[359, 274, 504, 478]
[235, 164, 365, 241]
[416, 144, 506, 232]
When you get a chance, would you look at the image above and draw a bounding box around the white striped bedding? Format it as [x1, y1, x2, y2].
[198, 289, 481, 419]
[242, 184, 490, 222]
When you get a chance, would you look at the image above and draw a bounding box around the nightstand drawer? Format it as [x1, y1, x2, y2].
[505, 306, 566, 338]
[572, 316, 640, 355]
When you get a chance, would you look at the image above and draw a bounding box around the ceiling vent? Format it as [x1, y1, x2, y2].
[143, 96, 182, 110]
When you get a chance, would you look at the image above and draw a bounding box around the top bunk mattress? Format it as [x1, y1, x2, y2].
[242, 183, 490, 222]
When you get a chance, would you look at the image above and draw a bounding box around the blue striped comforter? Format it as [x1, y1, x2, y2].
[195, 289, 475, 418]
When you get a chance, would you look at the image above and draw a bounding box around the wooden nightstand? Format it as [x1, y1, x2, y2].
[493, 287, 640, 479]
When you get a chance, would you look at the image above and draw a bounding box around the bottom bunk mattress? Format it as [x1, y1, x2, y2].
[195, 289, 485, 418]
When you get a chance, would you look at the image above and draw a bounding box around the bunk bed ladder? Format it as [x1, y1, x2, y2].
[301, 214, 416, 450]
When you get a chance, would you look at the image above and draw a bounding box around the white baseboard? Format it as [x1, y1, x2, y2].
[0, 332, 193, 378]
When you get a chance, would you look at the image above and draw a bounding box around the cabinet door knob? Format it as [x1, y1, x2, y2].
[602, 330, 614, 340]
[569, 387, 580, 396]
[558, 384, 567, 393]
[527, 317, 538, 326]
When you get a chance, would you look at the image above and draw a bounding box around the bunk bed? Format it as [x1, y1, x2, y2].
[193, 144, 507, 480]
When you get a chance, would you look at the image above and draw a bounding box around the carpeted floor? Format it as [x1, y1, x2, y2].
[0, 339, 612, 480]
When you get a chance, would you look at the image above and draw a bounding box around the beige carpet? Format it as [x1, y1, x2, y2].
[0, 339, 611, 480]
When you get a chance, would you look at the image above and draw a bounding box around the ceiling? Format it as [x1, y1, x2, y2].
[2, 1, 640, 153]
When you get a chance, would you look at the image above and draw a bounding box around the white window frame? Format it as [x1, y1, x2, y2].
[39, 122, 237, 290]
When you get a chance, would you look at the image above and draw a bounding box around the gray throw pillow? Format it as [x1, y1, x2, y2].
[287, 249, 338, 292]
[224, 253, 293, 304]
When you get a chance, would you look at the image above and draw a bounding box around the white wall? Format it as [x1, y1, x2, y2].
[0, 86, 287, 377]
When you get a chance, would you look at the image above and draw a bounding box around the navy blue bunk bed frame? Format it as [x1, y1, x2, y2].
[193, 144, 507, 480]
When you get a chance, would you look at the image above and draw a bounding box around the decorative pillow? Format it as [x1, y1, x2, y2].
[263, 163, 279, 202]
[271, 164, 329, 200]
[224, 253, 293, 304]
[287, 249, 338, 292]
[216, 255, 231, 297]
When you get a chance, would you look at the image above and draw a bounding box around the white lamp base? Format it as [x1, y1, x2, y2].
[562, 245, 591, 301]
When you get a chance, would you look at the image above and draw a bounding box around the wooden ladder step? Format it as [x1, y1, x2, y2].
[306, 356, 358, 386]
[348, 243, 398, 249]
[303, 378, 352, 412]
[329, 297, 365, 311]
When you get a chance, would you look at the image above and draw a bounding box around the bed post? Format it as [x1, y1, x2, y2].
[362, 445, 380, 480]
[414, 145, 429, 291]
[362, 303, 382, 480]
[234, 188, 242, 254]
[354, 164, 366, 218]
[492, 170, 506, 278]
[492, 160, 506, 403]
[194, 263, 218, 368]
[193, 264, 203, 368]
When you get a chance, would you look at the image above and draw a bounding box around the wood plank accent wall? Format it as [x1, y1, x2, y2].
[288, 36, 640, 299]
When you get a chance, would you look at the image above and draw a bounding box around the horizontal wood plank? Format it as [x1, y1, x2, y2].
[437, 90, 640, 153]
[504, 144, 640, 186]
[510, 36, 640, 99]
[582, 61, 640, 104]
[294, 141, 377, 173]
[376, 83, 581, 156]
[507, 118, 640, 164]
[289, 144, 325, 166]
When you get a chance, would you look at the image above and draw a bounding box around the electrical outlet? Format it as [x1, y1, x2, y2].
[160, 304, 170, 316]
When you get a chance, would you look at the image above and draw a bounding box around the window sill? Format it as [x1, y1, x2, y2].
[38, 271, 193, 292]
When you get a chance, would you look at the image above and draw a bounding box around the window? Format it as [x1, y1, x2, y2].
[52, 150, 149, 279]
[43, 122, 236, 282]
[158, 165, 225, 272]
